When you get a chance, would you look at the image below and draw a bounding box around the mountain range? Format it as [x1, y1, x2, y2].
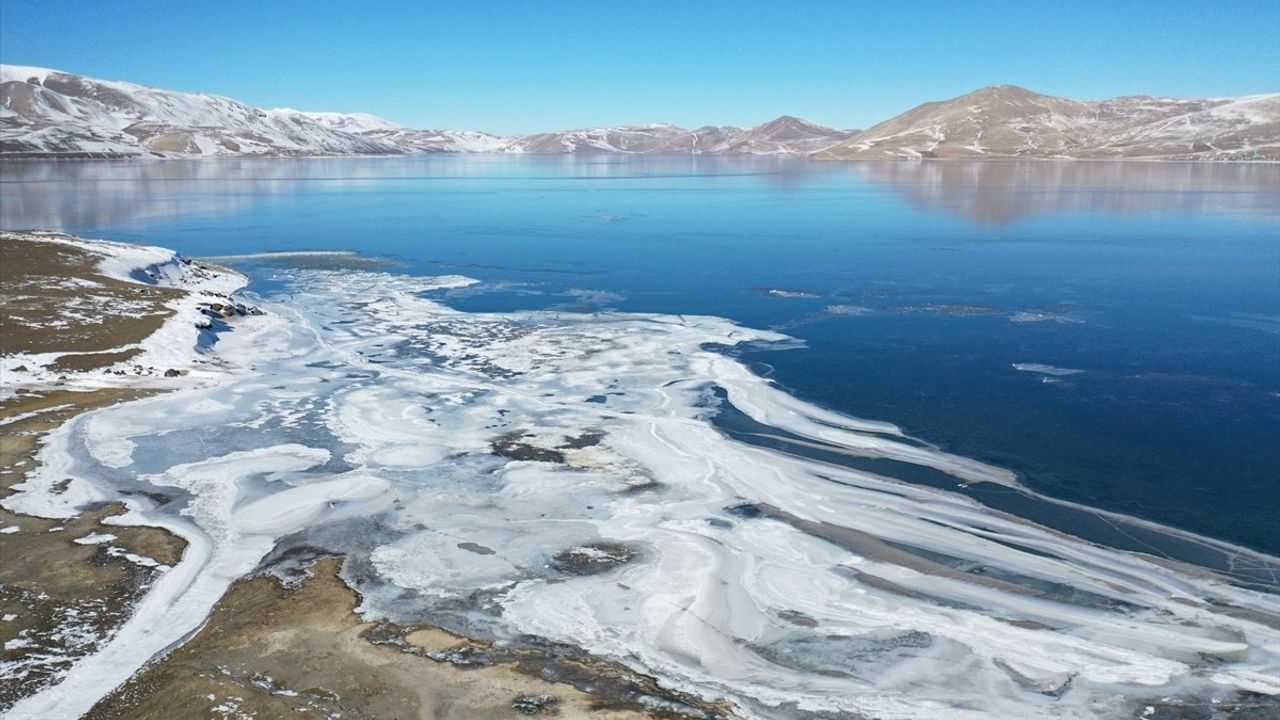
[2, 64, 1276, 161]
[812, 84, 1279, 161]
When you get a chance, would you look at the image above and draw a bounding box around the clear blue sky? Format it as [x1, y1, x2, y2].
[2, 0, 1277, 134]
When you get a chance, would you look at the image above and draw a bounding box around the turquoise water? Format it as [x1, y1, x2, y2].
[3, 155, 1278, 553]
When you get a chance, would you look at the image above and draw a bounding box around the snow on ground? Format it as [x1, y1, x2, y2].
[277, 110, 403, 133]
[0, 232, 266, 397]
[0, 64, 59, 85]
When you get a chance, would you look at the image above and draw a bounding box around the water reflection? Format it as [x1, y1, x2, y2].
[0, 158, 390, 228]
[2, 155, 1277, 229]
[849, 160, 1280, 222]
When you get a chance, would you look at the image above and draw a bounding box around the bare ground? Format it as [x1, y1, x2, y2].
[84, 557, 714, 720]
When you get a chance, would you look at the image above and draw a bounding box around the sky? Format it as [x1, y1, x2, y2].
[2, 0, 1278, 134]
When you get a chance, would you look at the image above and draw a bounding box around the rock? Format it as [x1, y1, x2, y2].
[200, 302, 238, 318]
[163, 369, 182, 377]
[512, 695, 558, 715]
[427, 645, 493, 667]
[492, 432, 566, 463]
[778, 609, 819, 627]
[550, 541, 637, 576]
[725, 502, 766, 519]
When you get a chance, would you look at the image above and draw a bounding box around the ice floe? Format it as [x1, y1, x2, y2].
[1013, 362, 1085, 376]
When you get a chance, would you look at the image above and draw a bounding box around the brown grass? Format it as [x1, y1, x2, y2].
[0, 387, 186, 711]
[85, 558, 667, 720]
[0, 234, 179, 365]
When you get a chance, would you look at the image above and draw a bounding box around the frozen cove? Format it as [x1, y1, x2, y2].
[5, 258, 1279, 720]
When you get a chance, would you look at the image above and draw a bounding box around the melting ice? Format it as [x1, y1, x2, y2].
[6, 268, 1279, 720]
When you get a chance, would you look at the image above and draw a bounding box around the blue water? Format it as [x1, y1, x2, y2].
[3, 155, 1278, 553]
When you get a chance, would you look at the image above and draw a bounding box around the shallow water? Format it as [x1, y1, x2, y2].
[3, 155, 1277, 552]
[3, 156, 1279, 719]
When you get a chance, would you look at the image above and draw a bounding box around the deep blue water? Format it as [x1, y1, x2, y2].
[3, 155, 1278, 553]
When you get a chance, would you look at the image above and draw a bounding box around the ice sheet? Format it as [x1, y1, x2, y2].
[6, 267, 1277, 719]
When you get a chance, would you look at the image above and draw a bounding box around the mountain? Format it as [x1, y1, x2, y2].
[363, 128, 509, 153]
[502, 123, 695, 153]
[811, 85, 1280, 161]
[495, 120, 848, 155]
[0, 65, 403, 157]
[656, 125, 748, 153]
[0, 65, 848, 157]
[281, 110, 403, 134]
[509, 123, 758, 154]
[711, 115, 856, 154]
[2, 66, 1275, 161]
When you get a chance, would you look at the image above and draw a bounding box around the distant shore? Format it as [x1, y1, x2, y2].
[3, 151, 1279, 163]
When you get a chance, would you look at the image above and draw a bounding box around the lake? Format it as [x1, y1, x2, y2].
[5, 155, 1276, 555]
[6, 155, 1280, 718]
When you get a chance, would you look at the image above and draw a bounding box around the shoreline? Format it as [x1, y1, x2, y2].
[0, 230, 267, 714]
[0, 231, 711, 719]
[81, 554, 724, 720]
[4, 231, 1278, 718]
[2, 397, 709, 719]
[0, 387, 186, 711]
[3, 152, 1279, 164]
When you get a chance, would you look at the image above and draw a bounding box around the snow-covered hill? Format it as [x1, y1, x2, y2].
[498, 119, 855, 155]
[811, 85, 1280, 161]
[2, 66, 1275, 160]
[0, 65, 402, 157]
[711, 115, 856, 155]
[0, 65, 845, 157]
[275, 110, 403, 134]
[500, 123, 685, 153]
[363, 128, 509, 153]
[502, 123, 805, 154]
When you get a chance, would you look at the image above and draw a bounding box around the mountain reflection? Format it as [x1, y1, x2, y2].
[845, 160, 1280, 222]
[2, 156, 1277, 229]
